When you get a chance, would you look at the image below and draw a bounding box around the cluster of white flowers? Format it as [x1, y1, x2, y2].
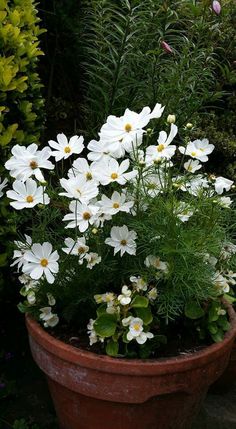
[4, 102, 235, 339]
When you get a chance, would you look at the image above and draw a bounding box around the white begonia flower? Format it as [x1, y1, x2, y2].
[218, 196, 232, 208]
[124, 317, 154, 344]
[130, 276, 148, 291]
[6, 179, 50, 210]
[87, 319, 104, 345]
[18, 274, 39, 292]
[87, 139, 112, 163]
[99, 103, 165, 146]
[68, 158, 100, 183]
[47, 293, 56, 306]
[23, 242, 59, 284]
[145, 255, 169, 273]
[62, 237, 89, 261]
[105, 225, 137, 256]
[98, 191, 134, 215]
[92, 158, 137, 186]
[63, 201, 99, 231]
[48, 134, 84, 162]
[39, 307, 59, 328]
[59, 176, 99, 202]
[118, 285, 132, 305]
[167, 114, 176, 124]
[174, 202, 194, 222]
[94, 292, 116, 304]
[85, 252, 101, 269]
[122, 316, 132, 326]
[146, 124, 178, 161]
[11, 235, 32, 270]
[27, 291, 36, 305]
[0, 177, 7, 197]
[5, 144, 54, 182]
[179, 139, 214, 162]
[213, 272, 230, 294]
[214, 176, 234, 195]
[225, 271, 236, 286]
[184, 159, 202, 173]
[148, 287, 158, 301]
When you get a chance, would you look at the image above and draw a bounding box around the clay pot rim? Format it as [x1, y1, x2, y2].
[26, 302, 236, 376]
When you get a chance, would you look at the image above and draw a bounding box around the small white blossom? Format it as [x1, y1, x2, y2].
[47, 293, 56, 306]
[39, 307, 59, 328]
[144, 174, 163, 197]
[105, 225, 137, 256]
[214, 176, 234, 195]
[130, 276, 148, 291]
[98, 191, 134, 215]
[60, 176, 99, 202]
[123, 317, 154, 344]
[213, 272, 230, 294]
[94, 292, 116, 304]
[63, 201, 99, 231]
[174, 202, 194, 222]
[5, 144, 54, 182]
[218, 196, 232, 208]
[7, 179, 50, 210]
[184, 159, 202, 173]
[220, 242, 236, 260]
[48, 134, 84, 161]
[0, 177, 7, 198]
[85, 252, 101, 269]
[145, 255, 168, 272]
[148, 287, 158, 301]
[179, 139, 214, 162]
[118, 285, 132, 305]
[184, 175, 209, 196]
[19, 274, 39, 292]
[11, 235, 32, 270]
[62, 237, 89, 260]
[225, 271, 236, 286]
[87, 319, 104, 345]
[27, 291, 36, 305]
[146, 124, 178, 161]
[23, 242, 59, 284]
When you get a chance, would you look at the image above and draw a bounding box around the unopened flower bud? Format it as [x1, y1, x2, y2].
[167, 114, 176, 124]
[212, 1, 221, 15]
[161, 41, 173, 54]
[92, 228, 98, 235]
[186, 123, 193, 130]
[146, 128, 153, 135]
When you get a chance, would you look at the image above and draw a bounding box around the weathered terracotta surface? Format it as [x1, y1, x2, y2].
[26, 306, 236, 429]
[211, 340, 236, 391]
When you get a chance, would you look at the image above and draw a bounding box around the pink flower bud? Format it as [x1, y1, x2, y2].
[212, 1, 221, 15]
[161, 41, 173, 54]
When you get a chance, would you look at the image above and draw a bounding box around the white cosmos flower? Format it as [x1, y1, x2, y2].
[23, 242, 59, 284]
[130, 276, 148, 291]
[105, 225, 137, 256]
[11, 234, 32, 270]
[107, 133, 143, 158]
[144, 174, 163, 197]
[92, 158, 137, 186]
[68, 158, 100, 183]
[174, 202, 194, 222]
[146, 124, 178, 162]
[214, 176, 233, 195]
[179, 139, 214, 162]
[99, 103, 165, 146]
[184, 159, 202, 173]
[7, 179, 50, 210]
[87, 139, 112, 162]
[63, 201, 99, 231]
[184, 175, 209, 196]
[85, 252, 101, 269]
[5, 144, 54, 182]
[145, 255, 168, 272]
[62, 237, 89, 260]
[48, 134, 84, 161]
[39, 307, 59, 328]
[218, 196, 232, 208]
[118, 285, 132, 305]
[60, 176, 99, 202]
[0, 177, 7, 197]
[98, 191, 134, 215]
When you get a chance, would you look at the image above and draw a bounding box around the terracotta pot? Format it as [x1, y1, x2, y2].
[210, 339, 236, 392]
[26, 306, 236, 429]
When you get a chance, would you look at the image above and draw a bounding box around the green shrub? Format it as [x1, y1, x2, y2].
[0, 0, 45, 291]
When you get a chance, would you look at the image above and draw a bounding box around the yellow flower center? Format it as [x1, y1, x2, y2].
[111, 173, 118, 180]
[64, 146, 71, 153]
[113, 202, 120, 209]
[120, 239, 127, 246]
[30, 160, 38, 170]
[125, 123, 132, 132]
[133, 323, 141, 332]
[191, 152, 196, 157]
[188, 166, 192, 171]
[83, 212, 91, 220]
[26, 195, 34, 203]
[78, 246, 86, 254]
[157, 144, 165, 152]
[40, 258, 48, 267]
[86, 172, 92, 180]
